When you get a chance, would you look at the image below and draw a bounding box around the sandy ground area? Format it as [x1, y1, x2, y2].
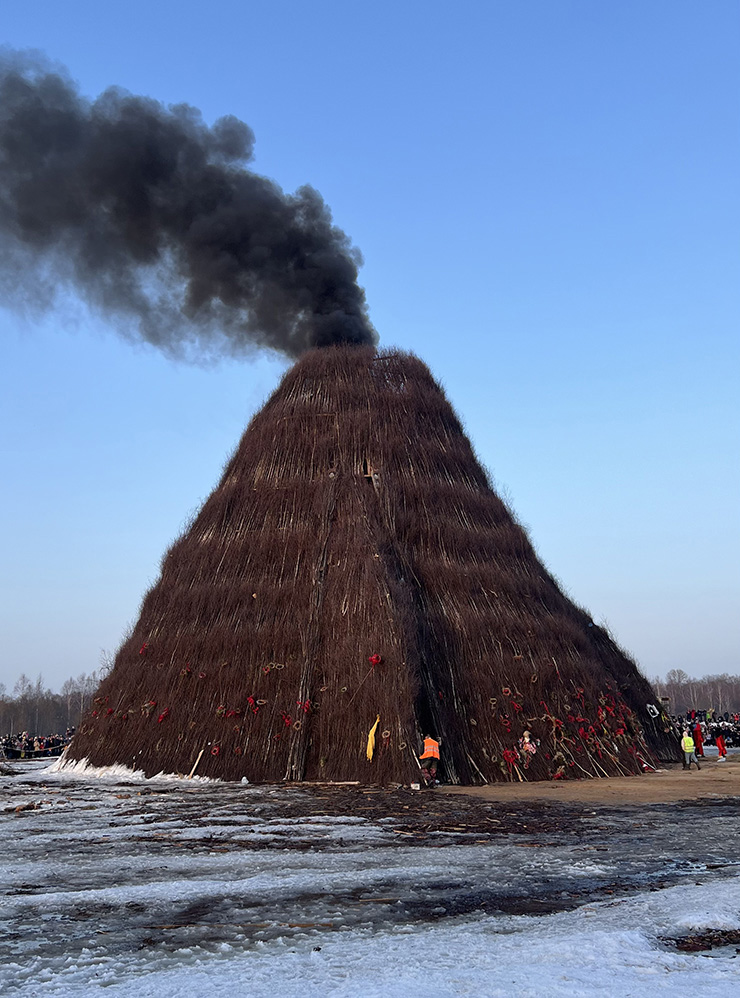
[443, 755, 740, 805]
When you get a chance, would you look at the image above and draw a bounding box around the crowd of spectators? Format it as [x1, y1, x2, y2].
[672, 710, 740, 752]
[1, 729, 74, 757]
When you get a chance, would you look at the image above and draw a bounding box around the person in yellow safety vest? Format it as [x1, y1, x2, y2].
[681, 730, 701, 771]
[419, 734, 441, 785]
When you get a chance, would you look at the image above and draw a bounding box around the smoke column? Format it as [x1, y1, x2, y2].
[0, 51, 376, 360]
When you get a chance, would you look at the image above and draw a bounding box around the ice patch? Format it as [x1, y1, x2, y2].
[4, 878, 740, 996]
[4, 759, 740, 997]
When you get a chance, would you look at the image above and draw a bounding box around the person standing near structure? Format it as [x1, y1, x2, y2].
[419, 734, 441, 786]
[693, 721, 705, 757]
[681, 729, 701, 770]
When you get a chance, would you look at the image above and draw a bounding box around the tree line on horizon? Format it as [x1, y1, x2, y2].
[0, 662, 112, 736]
[651, 671, 740, 717]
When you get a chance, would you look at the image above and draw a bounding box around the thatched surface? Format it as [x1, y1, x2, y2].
[69, 346, 679, 781]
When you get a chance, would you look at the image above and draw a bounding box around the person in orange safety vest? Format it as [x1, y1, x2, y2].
[419, 734, 441, 785]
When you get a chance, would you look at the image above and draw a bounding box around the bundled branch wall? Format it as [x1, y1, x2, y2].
[68, 346, 680, 782]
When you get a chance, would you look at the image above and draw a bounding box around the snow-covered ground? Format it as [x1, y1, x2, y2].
[2, 759, 739, 996]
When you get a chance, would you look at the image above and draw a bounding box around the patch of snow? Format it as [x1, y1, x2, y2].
[5, 879, 740, 996]
[4, 759, 740, 997]
[49, 755, 216, 783]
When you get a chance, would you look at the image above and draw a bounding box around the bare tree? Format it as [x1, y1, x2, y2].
[60, 678, 77, 729]
[98, 649, 115, 679]
[13, 673, 33, 699]
[665, 669, 690, 686]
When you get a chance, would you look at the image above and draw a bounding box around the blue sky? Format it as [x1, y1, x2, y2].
[1, 0, 738, 694]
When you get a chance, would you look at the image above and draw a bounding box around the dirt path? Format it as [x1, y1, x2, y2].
[442, 756, 740, 805]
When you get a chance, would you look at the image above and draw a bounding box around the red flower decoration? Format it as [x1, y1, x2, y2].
[502, 687, 511, 696]
[368, 654, 382, 666]
[139, 643, 148, 655]
[157, 708, 170, 723]
[211, 746, 220, 756]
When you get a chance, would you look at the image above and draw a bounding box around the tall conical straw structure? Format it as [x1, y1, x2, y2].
[68, 346, 679, 782]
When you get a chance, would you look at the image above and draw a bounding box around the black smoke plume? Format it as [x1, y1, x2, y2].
[0, 51, 376, 360]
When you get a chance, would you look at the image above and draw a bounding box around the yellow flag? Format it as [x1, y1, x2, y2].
[366, 714, 381, 761]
